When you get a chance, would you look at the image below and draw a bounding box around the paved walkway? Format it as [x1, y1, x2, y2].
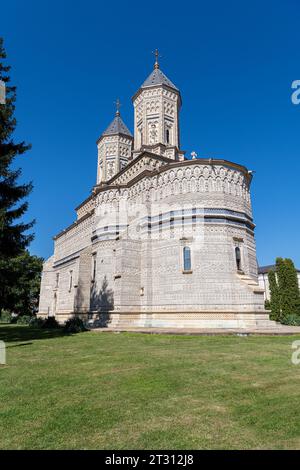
[94, 326, 300, 336]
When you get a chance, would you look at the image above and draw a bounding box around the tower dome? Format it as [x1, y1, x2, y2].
[101, 112, 132, 138]
[96, 101, 133, 184]
[132, 50, 184, 161]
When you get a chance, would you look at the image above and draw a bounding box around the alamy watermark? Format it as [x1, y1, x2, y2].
[291, 80, 300, 105]
[0, 340, 6, 365]
[0, 80, 5, 104]
[291, 340, 300, 365]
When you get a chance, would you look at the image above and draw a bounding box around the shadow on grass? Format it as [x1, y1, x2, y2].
[8, 342, 33, 348]
[0, 324, 71, 344]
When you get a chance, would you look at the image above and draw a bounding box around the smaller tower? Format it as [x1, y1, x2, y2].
[96, 100, 133, 184]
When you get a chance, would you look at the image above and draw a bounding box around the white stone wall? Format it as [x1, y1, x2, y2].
[39, 156, 268, 327]
[38, 255, 56, 316]
[89, 242, 117, 313]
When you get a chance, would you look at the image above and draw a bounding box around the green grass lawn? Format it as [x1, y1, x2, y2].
[0, 324, 300, 450]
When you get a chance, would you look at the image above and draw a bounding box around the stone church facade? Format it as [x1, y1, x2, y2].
[38, 56, 275, 328]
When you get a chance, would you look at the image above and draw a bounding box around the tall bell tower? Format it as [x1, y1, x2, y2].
[132, 50, 185, 161]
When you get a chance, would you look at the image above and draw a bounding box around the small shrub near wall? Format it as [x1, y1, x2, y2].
[281, 314, 300, 326]
[16, 315, 31, 325]
[41, 317, 61, 329]
[29, 317, 45, 328]
[63, 317, 88, 334]
[264, 300, 271, 310]
[0, 310, 12, 323]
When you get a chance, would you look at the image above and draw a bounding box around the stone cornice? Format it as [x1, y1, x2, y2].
[72, 152, 252, 234]
[92, 154, 252, 194]
[75, 194, 94, 212]
[53, 210, 94, 241]
[94, 150, 173, 188]
[96, 132, 134, 146]
[131, 83, 182, 106]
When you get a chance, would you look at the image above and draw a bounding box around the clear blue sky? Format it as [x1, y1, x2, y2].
[2, 0, 300, 266]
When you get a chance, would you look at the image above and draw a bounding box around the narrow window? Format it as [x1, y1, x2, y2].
[55, 273, 59, 288]
[235, 247, 241, 271]
[92, 255, 97, 282]
[139, 128, 143, 146]
[166, 129, 170, 144]
[183, 246, 191, 271]
[69, 270, 73, 292]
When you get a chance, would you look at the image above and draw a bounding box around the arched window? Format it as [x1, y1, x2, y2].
[183, 246, 191, 271]
[235, 247, 241, 271]
[166, 129, 170, 144]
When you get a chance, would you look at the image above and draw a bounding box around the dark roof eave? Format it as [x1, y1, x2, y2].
[53, 210, 94, 240]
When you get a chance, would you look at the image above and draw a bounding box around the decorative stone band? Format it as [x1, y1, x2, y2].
[91, 224, 128, 242]
[53, 248, 83, 268]
[91, 207, 255, 242]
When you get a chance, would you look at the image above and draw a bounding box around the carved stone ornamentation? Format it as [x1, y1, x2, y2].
[38, 61, 273, 330]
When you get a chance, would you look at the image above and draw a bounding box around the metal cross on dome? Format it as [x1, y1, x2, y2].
[152, 49, 162, 69]
[114, 98, 121, 116]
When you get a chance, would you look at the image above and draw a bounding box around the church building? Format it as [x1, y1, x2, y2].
[38, 53, 275, 329]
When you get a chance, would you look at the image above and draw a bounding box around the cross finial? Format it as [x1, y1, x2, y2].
[114, 98, 121, 116]
[152, 49, 161, 69]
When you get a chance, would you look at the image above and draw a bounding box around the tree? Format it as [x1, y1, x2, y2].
[268, 269, 280, 321]
[275, 257, 287, 322]
[1, 251, 43, 315]
[268, 257, 300, 323]
[0, 37, 35, 312]
[277, 258, 300, 319]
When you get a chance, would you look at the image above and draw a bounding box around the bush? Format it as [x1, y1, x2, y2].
[281, 314, 300, 326]
[16, 315, 32, 325]
[264, 299, 271, 310]
[29, 316, 45, 328]
[0, 310, 12, 323]
[41, 316, 61, 329]
[64, 316, 88, 334]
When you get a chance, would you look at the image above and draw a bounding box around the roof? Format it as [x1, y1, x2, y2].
[141, 67, 178, 91]
[101, 114, 132, 138]
[258, 265, 300, 274]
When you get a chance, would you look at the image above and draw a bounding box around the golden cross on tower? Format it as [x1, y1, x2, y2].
[114, 98, 121, 116]
[152, 49, 161, 69]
